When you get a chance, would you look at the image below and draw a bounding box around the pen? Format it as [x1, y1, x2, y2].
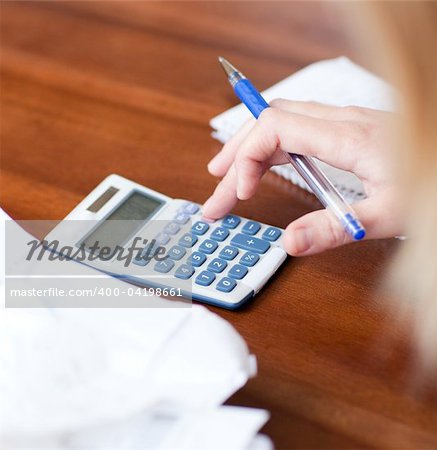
[218, 56, 366, 241]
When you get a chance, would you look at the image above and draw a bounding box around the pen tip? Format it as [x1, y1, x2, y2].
[217, 56, 239, 77]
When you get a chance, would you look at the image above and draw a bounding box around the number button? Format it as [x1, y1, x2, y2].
[155, 232, 170, 245]
[195, 270, 216, 286]
[210, 227, 229, 242]
[228, 264, 248, 280]
[187, 251, 206, 267]
[216, 277, 237, 293]
[242, 221, 261, 235]
[240, 252, 260, 267]
[221, 215, 241, 229]
[182, 202, 200, 215]
[219, 245, 239, 260]
[207, 258, 227, 273]
[262, 227, 282, 242]
[173, 213, 190, 225]
[192, 221, 210, 235]
[133, 251, 150, 266]
[167, 245, 186, 261]
[230, 233, 270, 254]
[174, 264, 194, 280]
[178, 233, 198, 248]
[154, 259, 175, 273]
[164, 222, 180, 235]
[198, 239, 218, 254]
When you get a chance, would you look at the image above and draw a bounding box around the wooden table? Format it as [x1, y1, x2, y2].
[1, 2, 436, 448]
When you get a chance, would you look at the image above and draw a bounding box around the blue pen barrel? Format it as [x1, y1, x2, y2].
[234, 79, 269, 119]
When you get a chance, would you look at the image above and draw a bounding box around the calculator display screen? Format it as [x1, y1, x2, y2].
[80, 191, 163, 251]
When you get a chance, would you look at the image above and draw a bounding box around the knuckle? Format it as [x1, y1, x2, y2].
[258, 106, 280, 126]
[325, 217, 350, 250]
[269, 98, 287, 108]
[337, 121, 373, 153]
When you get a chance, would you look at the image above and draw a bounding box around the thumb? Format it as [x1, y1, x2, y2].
[283, 191, 402, 256]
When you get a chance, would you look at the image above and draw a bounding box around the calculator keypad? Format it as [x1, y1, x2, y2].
[136, 201, 282, 297]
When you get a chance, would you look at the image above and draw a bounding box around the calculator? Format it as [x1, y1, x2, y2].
[45, 174, 287, 309]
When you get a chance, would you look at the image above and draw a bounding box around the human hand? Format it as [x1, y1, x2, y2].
[202, 100, 403, 256]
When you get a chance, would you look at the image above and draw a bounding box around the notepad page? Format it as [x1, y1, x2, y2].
[210, 57, 395, 203]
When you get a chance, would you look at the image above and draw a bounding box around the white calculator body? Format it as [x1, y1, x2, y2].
[46, 175, 287, 309]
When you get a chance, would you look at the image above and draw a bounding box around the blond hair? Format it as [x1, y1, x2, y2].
[352, 3, 437, 373]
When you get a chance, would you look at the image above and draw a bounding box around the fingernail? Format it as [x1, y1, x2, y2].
[292, 228, 312, 254]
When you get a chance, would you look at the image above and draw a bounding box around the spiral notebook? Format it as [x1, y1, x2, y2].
[210, 57, 395, 203]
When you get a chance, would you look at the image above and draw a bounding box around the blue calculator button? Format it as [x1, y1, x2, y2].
[178, 233, 198, 248]
[230, 233, 270, 254]
[173, 213, 190, 225]
[182, 202, 200, 215]
[240, 252, 260, 267]
[216, 277, 237, 293]
[168, 245, 186, 261]
[219, 245, 239, 260]
[174, 264, 194, 280]
[242, 221, 261, 235]
[222, 215, 241, 229]
[187, 251, 206, 267]
[228, 264, 248, 280]
[208, 258, 227, 273]
[133, 251, 150, 266]
[195, 270, 216, 286]
[192, 221, 210, 235]
[198, 239, 218, 254]
[262, 227, 282, 242]
[154, 259, 175, 273]
[155, 232, 170, 245]
[210, 227, 229, 242]
[164, 222, 180, 235]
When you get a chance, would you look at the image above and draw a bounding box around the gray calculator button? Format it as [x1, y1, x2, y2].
[182, 202, 200, 215]
[155, 233, 170, 245]
[173, 213, 190, 225]
[164, 222, 181, 235]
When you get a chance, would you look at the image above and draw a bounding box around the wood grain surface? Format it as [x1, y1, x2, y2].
[1, 2, 436, 448]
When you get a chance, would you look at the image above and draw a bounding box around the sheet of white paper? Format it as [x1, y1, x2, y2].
[66, 406, 270, 450]
[0, 210, 259, 448]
